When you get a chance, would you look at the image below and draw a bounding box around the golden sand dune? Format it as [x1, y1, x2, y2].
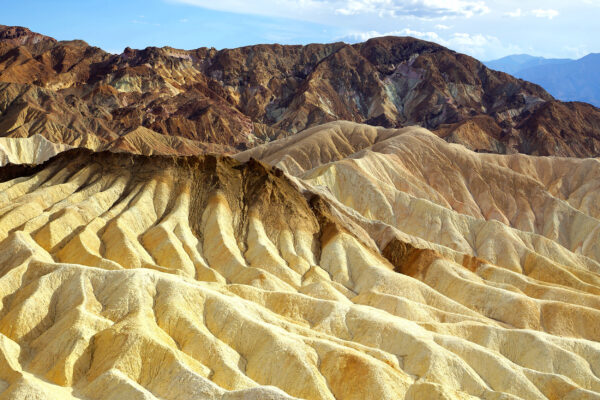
[1, 123, 600, 399]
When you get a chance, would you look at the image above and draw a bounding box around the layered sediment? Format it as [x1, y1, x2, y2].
[0, 122, 599, 399]
[1, 25, 600, 157]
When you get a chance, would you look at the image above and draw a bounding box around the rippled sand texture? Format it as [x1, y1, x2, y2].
[1, 122, 600, 399]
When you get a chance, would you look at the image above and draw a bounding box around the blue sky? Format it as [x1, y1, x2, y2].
[3, 0, 599, 60]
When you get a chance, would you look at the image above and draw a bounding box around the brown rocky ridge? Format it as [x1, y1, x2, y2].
[1, 25, 600, 156]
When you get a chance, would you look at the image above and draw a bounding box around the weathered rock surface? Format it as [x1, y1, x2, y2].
[1, 121, 600, 399]
[0, 134, 71, 166]
[1, 25, 600, 156]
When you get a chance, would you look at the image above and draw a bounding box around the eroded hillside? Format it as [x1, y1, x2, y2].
[1, 25, 600, 156]
[0, 122, 599, 399]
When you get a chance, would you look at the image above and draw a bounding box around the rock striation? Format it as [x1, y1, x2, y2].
[1, 25, 600, 156]
[1, 121, 600, 399]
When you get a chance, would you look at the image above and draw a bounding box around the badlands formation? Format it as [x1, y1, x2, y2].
[2, 25, 600, 157]
[0, 121, 599, 399]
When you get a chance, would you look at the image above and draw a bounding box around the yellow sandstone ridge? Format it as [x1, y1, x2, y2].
[0, 122, 599, 399]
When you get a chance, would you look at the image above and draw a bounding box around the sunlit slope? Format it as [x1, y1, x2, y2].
[0, 134, 71, 166]
[240, 121, 600, 242]
[0, 128, 599, 399]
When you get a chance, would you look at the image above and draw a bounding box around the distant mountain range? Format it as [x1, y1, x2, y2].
[485, 54, 572, 75]
[486, 54, 600, 107]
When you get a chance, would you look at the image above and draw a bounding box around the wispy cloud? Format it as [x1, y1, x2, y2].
[531, 9, 559, 19]
[333, 0, 489, 18]
[131, 16, 161, 26]
[168, 0, 490, 23]
[504, 8, 558, 19]
[160, 0, 592, 60]
[504, 8, 522, 17]
[343, 28, 441, 42]
[342, 29, 521, 59]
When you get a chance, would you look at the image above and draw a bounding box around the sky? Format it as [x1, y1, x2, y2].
[2, 0, 600, 61]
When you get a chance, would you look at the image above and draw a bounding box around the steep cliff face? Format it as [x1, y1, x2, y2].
[1, 122, 600, 399]
[1, 25, 599, 156]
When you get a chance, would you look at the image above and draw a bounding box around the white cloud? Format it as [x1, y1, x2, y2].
[334, 0, 489, 18]
[443, 32, 523, 58]
[449, 32, 490, 47]
[342, 29, 521, 59]
[531, 8, 559, 19]
[168, 0, 490, 23]
[163, 0, 582, 60]
[504, 8, 522, 17]
[400, 28, 441, 41]
[343, 30, 379, 41]
[343, 28, 440, 42]
[504, 8, 558, 19]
